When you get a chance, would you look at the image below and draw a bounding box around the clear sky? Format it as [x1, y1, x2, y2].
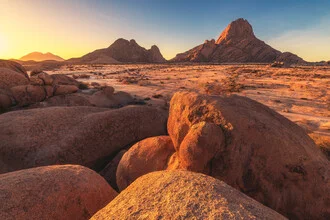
[0, 0, 329, 61]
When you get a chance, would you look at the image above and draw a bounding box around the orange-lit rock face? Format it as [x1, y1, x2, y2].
[116, 136, 175, 191]
[216, 18, 255, 44]
[178, 121, 224, 173]
[118, 91, 330, 219]
[168, 92, 330, 219]
[0, 165, 117, 220]
[172, 18, 305, 64]
[92, 170, 287, 220]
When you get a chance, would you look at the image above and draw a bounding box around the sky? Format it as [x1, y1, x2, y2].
[0, 0, 329, 61]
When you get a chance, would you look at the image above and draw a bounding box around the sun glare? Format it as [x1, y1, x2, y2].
[0, 34, 8, 57]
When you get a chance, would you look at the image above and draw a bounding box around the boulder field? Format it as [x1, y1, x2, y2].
[0, 60, 138, 111]
[92, 170, 286, 219]
[116, 91, 330, 219]
[0, 165, 117, 220]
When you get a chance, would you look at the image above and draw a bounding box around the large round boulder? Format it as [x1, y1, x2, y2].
[0, 88, 14, 111]
[91, 170, 286, 220]
[116, 136, 175, 190]
[0, 59, 28, 78]
[30, 71, 54, 86]
[11, 85, 47, 106]
[0, 105, 167, 173]
[54, 85, 79, 96]
[0, 68, 29, 89]
[167, 92, 330, 219]
[115, 91, 330, 219]
[0, 165, 117, 220]
[90, 91, 134, 108]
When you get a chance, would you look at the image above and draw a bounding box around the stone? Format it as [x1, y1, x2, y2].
[0, 165, 117, 220]
[91, 170, 286, 220]
[11, 85, 46, 106]
[116, 136, 175, 191]
[0, 59, 28, 78]
[0, 105, 167, 173]
[0, 68, 29, 89]
[167, 92, 330, 219]
[54, 85, 79, 96]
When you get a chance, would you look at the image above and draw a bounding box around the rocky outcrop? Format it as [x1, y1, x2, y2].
[51, 74, 81, 87]
[0, 105, 167, 174]
[11, 85, 47, 106]
[9, 72, 80, 107]
[0, 89, 13, 110]
[117, 91, 330, 219]
[0, 165, 117, 220]
[68, 38, 166, 64]
[30, 86, 136, 109]
[0, 59, 29, 78]
[0, 60, 30, 110]
[116, 136, 175, 190]
[172, 18, 306, 65]
[92, 170, 286, 220]
[0, 68, 29, 89]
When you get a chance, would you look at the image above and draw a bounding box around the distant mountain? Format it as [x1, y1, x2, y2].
[68, 38, 166, 64]
[172, 18, 305, 65]
[20, 52, 64, 62]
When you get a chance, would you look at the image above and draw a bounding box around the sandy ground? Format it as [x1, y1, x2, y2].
[48, 64, 330, 151]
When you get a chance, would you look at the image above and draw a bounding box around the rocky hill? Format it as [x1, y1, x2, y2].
[68, 38, 166, 64]
[172, 18, 305, 65]
[20, 52, 64, 62]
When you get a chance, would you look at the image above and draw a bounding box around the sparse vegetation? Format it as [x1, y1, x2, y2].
[201, 73, 242, 95]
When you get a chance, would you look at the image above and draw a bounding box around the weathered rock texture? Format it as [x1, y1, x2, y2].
[117, 91, 330, 219]
[0, 105, 167, 174]
[172, 18, 305, 65]
[68, 38, 166, 64]
[0, 165, 117, 220]
[116, 136, 175, 190]
[0, 59, 29, 78]
[8, 72, 81, 107]
[92, 170, 286, 220]
[0, 68, 29, 89]
[0, 60, 30, 110]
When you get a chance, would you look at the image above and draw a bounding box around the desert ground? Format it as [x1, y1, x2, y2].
[47, 64, 330, 155]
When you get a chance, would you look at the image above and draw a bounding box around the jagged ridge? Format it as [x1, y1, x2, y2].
[172, 18, 305, 64]
[68, 39, 166, 64]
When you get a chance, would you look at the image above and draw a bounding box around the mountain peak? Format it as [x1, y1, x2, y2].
[216, 18, 255, 44]
[20, 52, 64, 62]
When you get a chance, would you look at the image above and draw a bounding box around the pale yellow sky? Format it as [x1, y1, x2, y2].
[0, 0, 329, 62]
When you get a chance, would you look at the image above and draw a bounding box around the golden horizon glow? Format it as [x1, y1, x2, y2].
[0, 1, 329, 62]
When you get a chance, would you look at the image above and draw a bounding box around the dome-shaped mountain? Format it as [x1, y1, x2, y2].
[68, 39, 166, 64]
[20, 52, 64, 62]
[172, 18, 305, 64]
